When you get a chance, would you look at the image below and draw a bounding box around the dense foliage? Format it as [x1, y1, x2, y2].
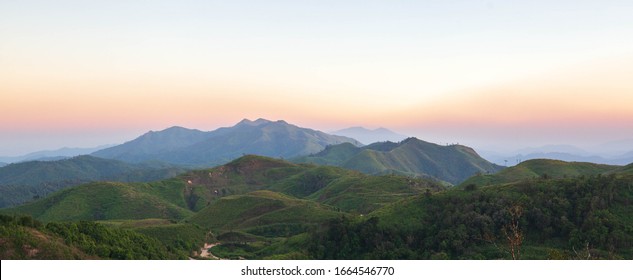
[307, 174, 633, 259]
[45, 221, 179, 259]
[0, 214, 188, 259]
[133, 222, 209, 255]
[0, 214, 77, 259]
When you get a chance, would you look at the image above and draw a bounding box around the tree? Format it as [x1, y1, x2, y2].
[503, 205, 524, 260]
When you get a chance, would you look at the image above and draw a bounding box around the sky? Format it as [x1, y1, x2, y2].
[1, 0, 633, 156]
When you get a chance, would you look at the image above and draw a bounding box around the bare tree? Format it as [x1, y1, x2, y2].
[503, 205, 524, 260]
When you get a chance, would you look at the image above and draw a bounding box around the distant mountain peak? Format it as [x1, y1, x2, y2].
[237, 118, 274, 126]
[332, 126, 407, 145]
[164, 125, 193, 131]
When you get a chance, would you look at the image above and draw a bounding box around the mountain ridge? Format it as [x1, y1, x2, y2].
[295, 137, 503, 185]
[92, 119, 361, 167]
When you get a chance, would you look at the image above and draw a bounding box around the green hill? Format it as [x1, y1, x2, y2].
[172, 155, 444, 214]
[1, 154, 443, 222]
[188, 190, 340, 238]
[295, 138, 503, 185]
[0, 155, 186, 208]
[459, 159, 620, 188]
[613, 162, 633, 175]
[274, 171, 441, 213]
[1, 182, 193, 222]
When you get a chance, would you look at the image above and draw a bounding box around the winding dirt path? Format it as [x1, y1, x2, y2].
[198, 242, 223, 260]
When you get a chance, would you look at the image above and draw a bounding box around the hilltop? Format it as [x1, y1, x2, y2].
[459, 159, 620, 188]
[295, 137, 503, 185]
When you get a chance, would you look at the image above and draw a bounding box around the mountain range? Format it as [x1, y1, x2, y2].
[0, 145, 114, 164]
[0, 119, 499, 209]
[331, 127, 407, 145]
[92, 119, 361, 167]
[295, 138, 503, 185]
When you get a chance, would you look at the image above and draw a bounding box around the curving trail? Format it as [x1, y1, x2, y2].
[198, 242, 223, 260]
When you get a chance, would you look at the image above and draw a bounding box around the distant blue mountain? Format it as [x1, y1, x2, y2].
[92, 119, 362, 167]
[0, 145, 113, 164]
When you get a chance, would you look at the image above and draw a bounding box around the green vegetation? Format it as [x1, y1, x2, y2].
[459, 159, 620, 188]
[188, 190, 340, 237]
[0, 155, 186, 208]
[0, 214, 89, 259]
[295, 137, 503, 185]
[1, 182, 193, 222]
[0, 214, 186, 259]
[44, 221, 178, 259]
[307, 173, 633, 259]
[304, 174, 440, 213]
[2, 155, 631, 260]
[123, 220, 210, 256]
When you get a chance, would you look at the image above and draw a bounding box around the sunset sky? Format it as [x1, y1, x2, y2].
[2, 0, 633, 156]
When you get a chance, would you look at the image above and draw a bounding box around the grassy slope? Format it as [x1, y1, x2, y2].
[305, 174, 442, 213]
[459, 159, 620, 188]
[174, 155, 445, 215]
[0, 155, 186, 208]
[188, 190, 341, 237]
[1, 182, 193, 222]
[2, 154, 445, 222]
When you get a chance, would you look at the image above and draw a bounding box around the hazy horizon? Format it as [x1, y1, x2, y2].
[2, 1, 632, 157]
[1, 118, 631, 158]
